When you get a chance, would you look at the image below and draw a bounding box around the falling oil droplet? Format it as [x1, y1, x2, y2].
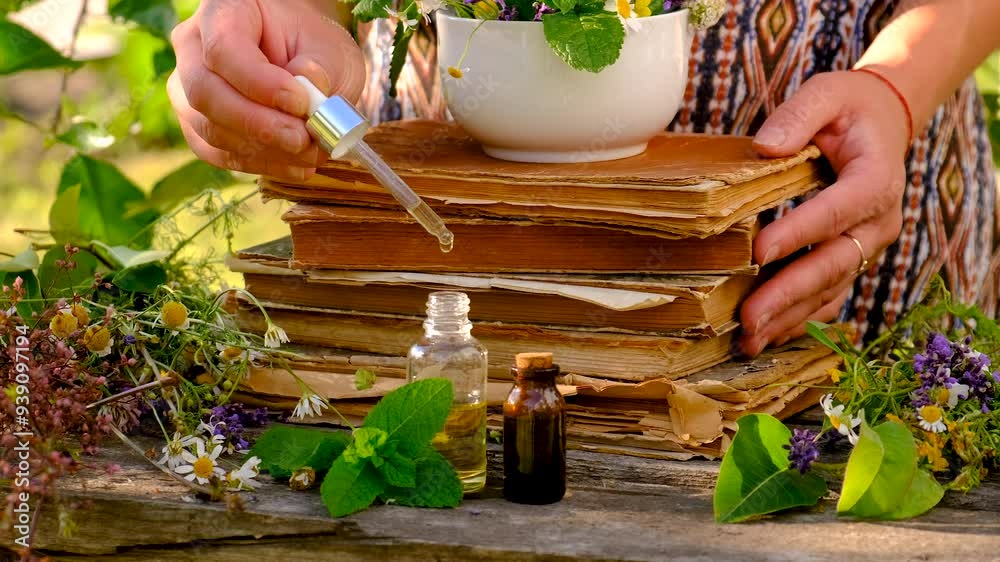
[439, 240, 453, 254]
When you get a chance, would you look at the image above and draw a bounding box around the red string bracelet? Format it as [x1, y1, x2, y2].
[851, 67, 914, 146]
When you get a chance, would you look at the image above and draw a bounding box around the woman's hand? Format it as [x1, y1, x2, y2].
[738, 70, 911, 356]
[167, 0, 365, 181]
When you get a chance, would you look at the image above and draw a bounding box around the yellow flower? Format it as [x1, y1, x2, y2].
[826, 368, 842, 383]
[885, 413, 903, 424]
[159, 301, 190, 332]
[634, 0, 652, 17]
[916, 440, 949, 472]
[616, 0, 630, 18]
[447, 66, 464, 79]
[69, 303, 90, 326]
[49, 311, 79, 339]
[82, 325, 113, 357]
[917, 405, 946, 433]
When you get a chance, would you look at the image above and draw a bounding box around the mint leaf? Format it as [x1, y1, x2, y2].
[714, 414, 827, 523]
[542, 12, 624, 73]
[250, 425, 351, 480]
[0, 20, 80, 75]
[388, 22, 413, 98]
[549, 0, 577, 12]
[383, 446, 462, 508]
[363, 378, 453, 457]
[355, 368, 377, 391]
[378, 450, 417, 488]
[343, 426, 389, 465]
[320, 457, 385, 517]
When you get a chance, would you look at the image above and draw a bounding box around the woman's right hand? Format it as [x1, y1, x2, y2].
[168, 0, 365, 181]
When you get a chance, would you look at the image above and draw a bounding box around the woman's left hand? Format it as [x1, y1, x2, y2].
[738, 70, 911, 356]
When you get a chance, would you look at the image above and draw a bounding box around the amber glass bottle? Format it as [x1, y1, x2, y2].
[503, 352, 566, 504]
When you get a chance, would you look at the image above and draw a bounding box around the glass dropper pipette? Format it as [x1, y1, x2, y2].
[294, 76, 454, 253]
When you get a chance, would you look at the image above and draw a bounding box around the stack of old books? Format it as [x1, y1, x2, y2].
[228, 120, 838, 459]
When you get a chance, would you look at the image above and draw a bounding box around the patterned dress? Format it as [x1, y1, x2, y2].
[354, 1, 999, 343]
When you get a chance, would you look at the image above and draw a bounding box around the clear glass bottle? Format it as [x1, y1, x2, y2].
[407, 291, 488, 493]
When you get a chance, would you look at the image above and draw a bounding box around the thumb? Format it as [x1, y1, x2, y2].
[285, 20, 365, 103]
[753, 73, 844, 157]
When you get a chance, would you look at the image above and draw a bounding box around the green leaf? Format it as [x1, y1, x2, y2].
[111, 262, 167, 293]
[378, 450, 417, 488]
[0, 0, 44, 15]
[354, 368, 377, 391]
[152, 44, 176, 79]
[714, 414, 827, 523]
[250, 425, 352, 480]
[387, 22, 413, 99]
[352, 0, 392, 22]
[4, 271, 41, 324]
[109, 0, 178, 38]
[884, 469, 944, 520]
[38, 247, 100, 297]
[382, 446, 462, 508]
[0, 20, 81, 75]
[89, 241, 169, 270]
[128, 159, 238, 217]
[541, 12, 624, 73]
[54, 120, 115, 153]
[0, 248, 38, 273]
[805, 321, 843, 354]
[363, 378, 454, 457]
[320, 457, 385, 517]
[548, 0, 577, 12]
[838, 420, 918, 518]
[52, 156, 159, 247]
[343, 426, 389, 464]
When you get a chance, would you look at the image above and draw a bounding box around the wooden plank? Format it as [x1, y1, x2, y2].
[4, 438, 1000, 560]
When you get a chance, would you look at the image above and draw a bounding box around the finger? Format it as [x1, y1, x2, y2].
[199, 0, 310, 116]
[284, 26, 365, 103]
[741, 220, 886, 337]
[754, 156, 904, 266]
[169, 70, 323, 167]
[740, 281, 852, 356]
[174, 28, 311, 155]
[752, 73, 843, 157]
[176, 108, 314, 181]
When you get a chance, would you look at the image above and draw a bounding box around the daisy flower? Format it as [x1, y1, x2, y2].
[263, 323, 289, 349]
[82, 325, 114, 357]
[820, 394, 861, 445]
[290, 467, 317, 491]
[158, 301, 191, 333]
[49, 310, 79, 339]
[226, 456, 262, 491]
[385, 7, 418, 31]
[933, 382, 970, 409]
[158, 432, 198, 469]
[292, 392, 328, 420]
[216, 342, 261, 363]
[175, 438, 225, 484]
[917, 405, 947, 433]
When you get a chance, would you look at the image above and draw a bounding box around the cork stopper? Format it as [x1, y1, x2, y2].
[515, 352, 553, 370]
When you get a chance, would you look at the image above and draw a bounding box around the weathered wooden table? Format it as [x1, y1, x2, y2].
[6, 434, 1000, 561]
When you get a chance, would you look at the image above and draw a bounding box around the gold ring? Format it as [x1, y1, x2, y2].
[843, 233, 869, 276]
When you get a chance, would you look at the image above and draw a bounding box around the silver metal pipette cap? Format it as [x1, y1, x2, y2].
[295, 76, 369, 159]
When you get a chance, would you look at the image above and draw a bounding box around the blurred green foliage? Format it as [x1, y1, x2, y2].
[975, 52, 1000, 166]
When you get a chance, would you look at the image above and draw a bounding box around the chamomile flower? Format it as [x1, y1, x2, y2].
[196, 421, 228, 446]
[820, 394, 861, 445]
[917, 405, 947, 433]
[175, 437, 225, 484]
[385, 7, 419, 31]
[932, 383, 970, 409]
[49, 311, 79, 339]
[158, 301, 190, 333]
[292, 392, 328, 420]
[216, 342, 261, 363]
[263, 323, 289, 349]
[159, 432, 198, 469]
[82, 325, 114, 357]
[290, 467, 317, 491]
[226, 456, 262, 491]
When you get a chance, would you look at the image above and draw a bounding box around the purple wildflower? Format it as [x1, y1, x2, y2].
[123, 334, 137, 345]
[663, 0, 680, 11]
[912, 333, 998, 412]
[784, 428, 820, 474]
[533, 1, 555, 20]
[497, 0, 518, 21]
[205, 403, 269, 453]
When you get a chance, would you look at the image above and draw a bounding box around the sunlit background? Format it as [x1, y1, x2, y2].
[0, 0, 998, 290]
